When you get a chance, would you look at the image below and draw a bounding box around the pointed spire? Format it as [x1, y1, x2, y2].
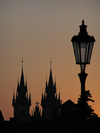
[25, 74, 28, 92]
[58, 88, 60, 103]
[54, 74, 56, 88]
[46, 75, 47, 88]
[48, 60, 53, 87]
[12, 89, 15, 106]
[41, 88, 44, 105]
[13, 92, 15, 101]
[20, 58, 24, 87]
[50, 58, 52, 71]
[29, 88, 31, 105]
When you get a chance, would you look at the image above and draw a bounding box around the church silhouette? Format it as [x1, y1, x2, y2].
[0, 60, 100, 133]
[41, 61, 61, 119]
[12, 59, 31, 123]
[12, 59, 61, 123]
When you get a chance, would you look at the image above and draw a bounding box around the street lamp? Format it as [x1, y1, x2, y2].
[71, 20, 95, 131]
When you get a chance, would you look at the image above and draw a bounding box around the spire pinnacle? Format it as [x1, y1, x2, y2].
[46, 75, 47, 88]
[29, 90, 31, 105]
[12, 89, 15, 106]
[50, 58, 52, 71]
[48, 60, 53, 87]
[26, 74, 27, 84]
[20, 58, 24, 86]
[58, 87, 60, 102]
[26, 74, 28, 92]
[22, 58, 23, 69]
[54, 74, 56, 88]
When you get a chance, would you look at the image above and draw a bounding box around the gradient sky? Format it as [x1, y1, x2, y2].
[0, 0, 100, 120]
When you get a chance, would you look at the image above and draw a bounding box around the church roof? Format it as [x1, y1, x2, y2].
[0, 110, 4, 122]
[60, 99, 76, 109]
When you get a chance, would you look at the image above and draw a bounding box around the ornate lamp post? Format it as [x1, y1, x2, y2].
[71, 20, 95, 131]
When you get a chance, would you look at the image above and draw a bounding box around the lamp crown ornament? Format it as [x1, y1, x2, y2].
[71, 20, 95, 67]
[79, 20, 87, 35]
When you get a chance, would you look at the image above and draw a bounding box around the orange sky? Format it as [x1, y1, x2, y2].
[0, 0, 100, 120]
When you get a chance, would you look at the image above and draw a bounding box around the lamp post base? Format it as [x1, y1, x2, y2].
[78, 72, 88, 133]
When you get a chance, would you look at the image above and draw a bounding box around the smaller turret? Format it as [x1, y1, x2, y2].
[29, 92, 31, 105]
[25, 75, 28, 93]
[12, 92, 15, 106]
[58, 88, 61, 104]
[54, 75, 56, 88]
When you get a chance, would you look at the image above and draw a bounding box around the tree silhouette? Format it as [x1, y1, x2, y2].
[78, 90, 98, 120]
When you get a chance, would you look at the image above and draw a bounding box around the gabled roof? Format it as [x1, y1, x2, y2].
[60, 99, 76, 109]
[0, 110, 4, 122]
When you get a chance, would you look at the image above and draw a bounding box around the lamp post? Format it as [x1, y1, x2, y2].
[71, 20, 95, 132]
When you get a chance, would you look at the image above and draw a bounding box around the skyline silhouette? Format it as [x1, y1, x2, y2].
[0, 59, 98, 122]
[1, 0, 100, 121]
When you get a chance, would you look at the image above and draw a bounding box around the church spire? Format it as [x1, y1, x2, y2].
[58, 88, 60, 104]
[12, 89, 15, 106]
[29, 89, 31, 105]
[41, 88, 44, 105]
[48, 60, 53, 87]
[46, 75, 47, 88]
[50, 58, 52, 71]
[20, 58, 24, 87]
[54, 74, 56, 88]
[25, 74, 28, 93]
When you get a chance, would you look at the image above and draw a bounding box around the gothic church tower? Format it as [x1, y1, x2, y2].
[41, 61, 61, 119]
[12, 60, 31, 123]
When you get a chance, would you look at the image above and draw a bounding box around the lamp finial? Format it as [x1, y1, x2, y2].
[82, 20, 84, 25]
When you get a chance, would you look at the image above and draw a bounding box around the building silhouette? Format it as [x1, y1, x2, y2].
[31, 101, 41, 120]
[0, 110, 4, 122]
[41, 61, 61, 119]
[60, 99, 79, 119]
[12, 60, 31, 123]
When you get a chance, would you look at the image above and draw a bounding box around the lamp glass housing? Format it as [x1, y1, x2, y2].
[72, 41, 94, 64]
[71, 20, 95, 65]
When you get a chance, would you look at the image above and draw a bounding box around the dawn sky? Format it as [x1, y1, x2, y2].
[0, 0, 100, 120]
